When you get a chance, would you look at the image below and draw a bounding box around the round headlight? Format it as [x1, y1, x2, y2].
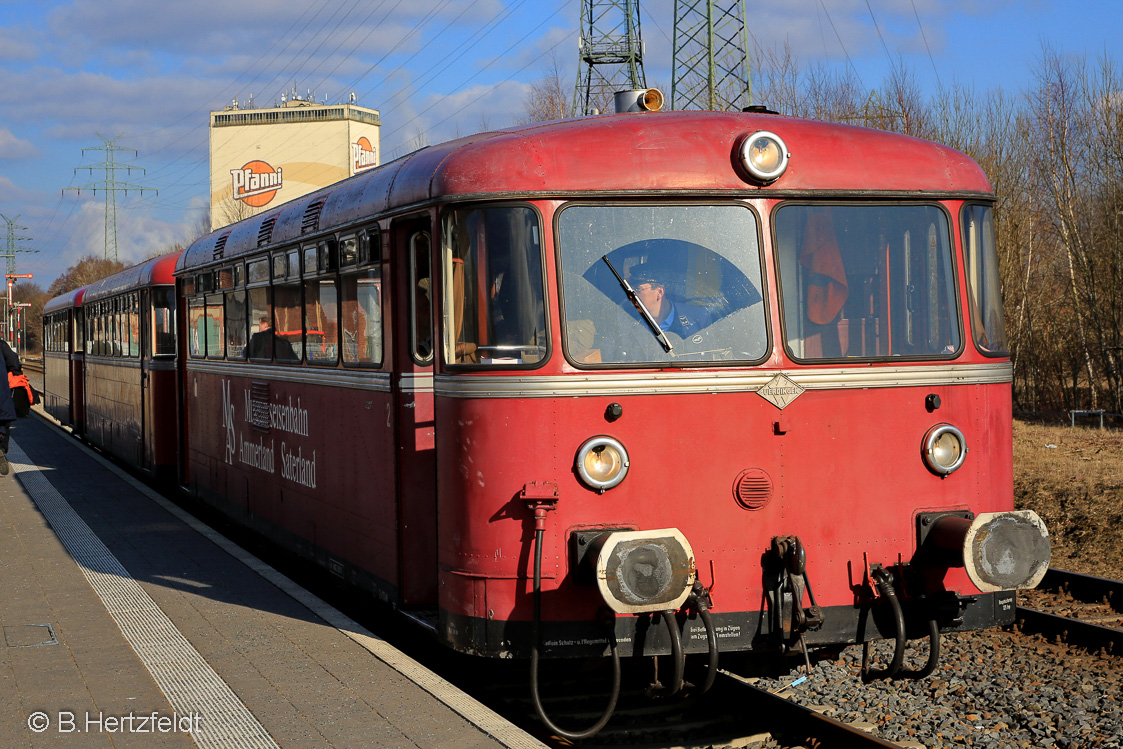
[923, 424, 967, 475]
[576, 436, 629, 492]
[739, 130, 789, 182]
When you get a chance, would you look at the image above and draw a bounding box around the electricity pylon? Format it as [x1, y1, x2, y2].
[0, 214, 37, 277]
[670, 0, 752, 111]
[572, 0, 648, 117]
[63, 133, 157, 261]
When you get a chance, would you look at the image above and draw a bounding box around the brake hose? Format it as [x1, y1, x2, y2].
[897, 617, 942, 680]
[861, 567, 906, 681]
[529, 526, 621, 740]
[688, 588, 719, 694]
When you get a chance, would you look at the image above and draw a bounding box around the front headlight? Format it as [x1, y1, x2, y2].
[576, 436, 629, 492]
[738, 130, 789, 182]
[923, 424, 967, 475]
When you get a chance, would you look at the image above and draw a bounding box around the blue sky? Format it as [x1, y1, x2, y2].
[1, 0, 1121, 290]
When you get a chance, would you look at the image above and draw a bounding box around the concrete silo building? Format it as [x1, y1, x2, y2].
[209, 93, 381, 231]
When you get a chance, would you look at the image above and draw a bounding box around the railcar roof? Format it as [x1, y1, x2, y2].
[84, 251, 182, 303]
[43, 284, 88, 313]
[180, 110, 992, 272]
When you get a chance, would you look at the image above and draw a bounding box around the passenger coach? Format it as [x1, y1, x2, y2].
[42, 285, 87, 430]
[80, 251, 180, 476]
[112, 104, 1048, 737]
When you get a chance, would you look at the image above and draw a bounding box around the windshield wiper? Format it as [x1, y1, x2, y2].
[601, 255, 673, 353]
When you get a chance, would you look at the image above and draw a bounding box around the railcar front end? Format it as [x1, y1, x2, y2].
[422, 115, 1049, 734]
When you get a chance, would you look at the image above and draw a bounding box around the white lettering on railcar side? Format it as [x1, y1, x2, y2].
[280, 443, 317, 488]
[269, 397, 309, 436]
[219, 378, 314, 484]
[221, 379, 236, 465]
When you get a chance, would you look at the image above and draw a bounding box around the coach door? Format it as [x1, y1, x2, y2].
[139, 289, 156, 472]
[393, 217, 439, 605]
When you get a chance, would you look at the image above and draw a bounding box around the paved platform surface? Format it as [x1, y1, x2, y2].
[0, 412, 544, 748]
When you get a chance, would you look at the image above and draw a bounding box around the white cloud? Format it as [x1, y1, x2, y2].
[0, 175, 39, 202]
[0, 129, 39, 159]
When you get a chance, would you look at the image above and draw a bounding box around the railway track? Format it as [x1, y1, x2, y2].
[1017, 567, 1123, 655]
[476, 659, 907, 748]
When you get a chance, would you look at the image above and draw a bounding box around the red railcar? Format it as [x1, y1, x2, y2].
[170, 105, 1046, 734]
[77, 251, 181, 476]
[42, 285, 88, 430]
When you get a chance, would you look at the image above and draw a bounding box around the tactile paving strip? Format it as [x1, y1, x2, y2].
[9, 441, 279, 749]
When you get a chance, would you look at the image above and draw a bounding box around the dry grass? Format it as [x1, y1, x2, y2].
[1014, 420, 1123, 578]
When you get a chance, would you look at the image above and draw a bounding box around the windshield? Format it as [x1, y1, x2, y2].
[558, 204, 766, 365]
[775, 204, 960, 360]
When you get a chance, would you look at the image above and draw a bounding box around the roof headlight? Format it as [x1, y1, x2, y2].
[923, 424, 967, 476]
[739, 130, 789, 183]
[576, 436, 629, 492]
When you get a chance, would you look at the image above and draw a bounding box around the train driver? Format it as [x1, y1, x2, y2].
[627, 262, 713, 339]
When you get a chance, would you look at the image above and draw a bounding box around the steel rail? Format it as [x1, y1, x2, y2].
[1016, 568, 1123, 654]
[1035, 568, 1123, 610]
[720, 672, 905, 748]
[1015, 606, 1122, 654]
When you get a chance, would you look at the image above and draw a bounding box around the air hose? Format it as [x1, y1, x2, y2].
[688, 586, 719, 694]
[861, 567, 906, 681]
[529, 526, 621, 740]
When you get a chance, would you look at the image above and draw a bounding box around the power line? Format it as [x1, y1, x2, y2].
[864, 0, 894, 67]
[63, 134, 158, 261]
[911, 0, 943, 89]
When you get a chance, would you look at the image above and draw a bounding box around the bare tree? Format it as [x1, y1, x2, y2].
[520, 50, 571, 124]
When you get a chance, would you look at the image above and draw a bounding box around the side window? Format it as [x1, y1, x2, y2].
[273, 250, 302, 362]
[188, 297, 205, 358]
[85, 305, 94, 355]
[226, 287, 247, 360]
[246, 258, 278, 362]
[129, 293, 140, 357]
[152, 288, 175, 357]
[111, 297, 121, 356]
[442, 206, 547, 366]
[962, 204, 1008, 355]
[74, 309, 84, 353]
[205, 292, 225, 358]
[341, 229, 382, 366]
[304, 245, 339, 365]
[410, 231, 433, 365]
[247, 286, 273, 361]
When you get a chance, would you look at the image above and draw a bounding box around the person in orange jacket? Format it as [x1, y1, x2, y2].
[0, 338, 24, 476]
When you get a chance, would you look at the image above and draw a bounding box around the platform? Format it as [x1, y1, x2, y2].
[0, 411, 545, 748]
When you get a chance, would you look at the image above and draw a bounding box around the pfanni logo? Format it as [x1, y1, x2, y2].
[231, 160, 283, 207]
[353, 137, 377, 172]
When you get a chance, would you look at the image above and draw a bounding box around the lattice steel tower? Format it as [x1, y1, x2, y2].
[671, 0, 752, 111]
[0, 214, 37, 278]
[64, 133, 157, 261]
[571, 0, 648, 117]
